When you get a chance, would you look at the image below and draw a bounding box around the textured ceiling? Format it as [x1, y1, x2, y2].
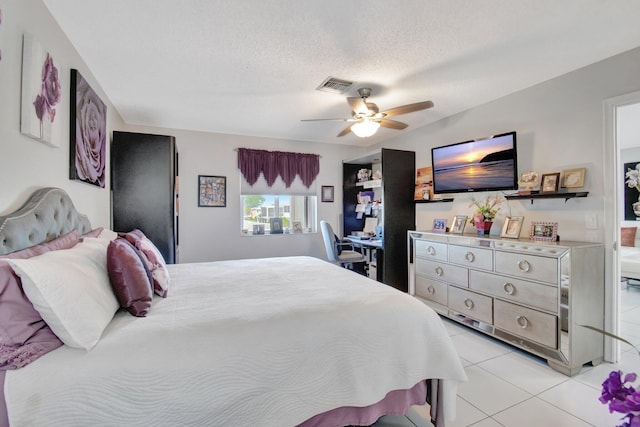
[43, 0, 640, 147]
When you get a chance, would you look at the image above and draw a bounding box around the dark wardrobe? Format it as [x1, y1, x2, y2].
[111, 131, 178, 264]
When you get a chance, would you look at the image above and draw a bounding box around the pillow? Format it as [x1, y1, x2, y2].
[621, 227, 637, 247]
[107, 238, 153, 317]
[8, 238, 119, 351]
[0, 231, 80, 369]
[123, 229, 170, 298]
[81, 227, 104, 239]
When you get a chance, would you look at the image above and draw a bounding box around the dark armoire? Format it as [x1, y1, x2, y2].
[343, 148, 416, 292]
[111, 131, 178, 264]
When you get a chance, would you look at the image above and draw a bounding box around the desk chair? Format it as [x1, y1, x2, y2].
[320, 220, 367, 273]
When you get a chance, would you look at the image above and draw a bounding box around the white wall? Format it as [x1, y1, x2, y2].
[0, 0, 124, 227]
[372, 47, 640, 243]
[120, 124, 365, 263]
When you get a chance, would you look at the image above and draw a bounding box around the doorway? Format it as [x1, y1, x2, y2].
[604, 91, 640, 362]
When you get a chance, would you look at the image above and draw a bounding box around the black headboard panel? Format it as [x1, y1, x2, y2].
[0, 188, 92, 255]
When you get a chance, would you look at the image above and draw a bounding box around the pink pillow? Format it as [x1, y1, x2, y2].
[123, 230, 170, 297]
[81, 227, 104, 239]
[107, 238, 153, 317]
[0, 230, 79, 370]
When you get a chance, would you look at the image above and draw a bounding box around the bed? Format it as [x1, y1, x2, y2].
[621, 227, 640, 281]
[0, 187, 466, 427]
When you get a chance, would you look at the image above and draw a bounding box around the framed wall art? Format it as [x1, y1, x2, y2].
[530, 221, 558, 242]
[450, 215, 467, 234]
[501, 216, 524, 239]
[198, 175, 226, 207]
[21, 34, 63, 146]
[540, 173, 560, 194]
[69, 69, 107, 188]
[561, 168, 585, 188]
[321, 185, 334, 202]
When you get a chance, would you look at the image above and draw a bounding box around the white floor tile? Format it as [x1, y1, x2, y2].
[538, 379, 622, 426]
[621, 306, 640, 325]
[492, 397, 591, 427]
[450, 332, 512, 365]
[441, 318, 471, 337]
[371, 414, 416, 427]
[573, 350, 640, 390]
[477, 352, 569, 395]
[456, 365, 531, 415]
[468, 418, 504, 427]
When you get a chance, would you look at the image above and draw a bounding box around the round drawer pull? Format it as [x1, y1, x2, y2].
[427, 285, 435, 295]
[435, 266, 444, 277]
[517, 260, 531, 273]
[427, 246, 436, 255]
[465, 252, 475, 262]
[503, 282, 515, 295]
[464, 299, 474, 309]
[516, 315, 529, 329]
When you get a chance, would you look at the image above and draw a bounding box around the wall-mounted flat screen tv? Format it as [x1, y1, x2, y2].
[431, 131, 517, 194]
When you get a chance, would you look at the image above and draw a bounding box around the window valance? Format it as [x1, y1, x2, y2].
[237, 148, 320, 188]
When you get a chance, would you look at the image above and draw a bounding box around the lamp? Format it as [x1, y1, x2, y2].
[351, 118, 380, 138]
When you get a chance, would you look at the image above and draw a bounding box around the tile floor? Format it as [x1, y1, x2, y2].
[372, 283, 640, 427]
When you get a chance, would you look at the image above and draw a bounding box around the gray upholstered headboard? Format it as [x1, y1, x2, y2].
[0, 187, 92, 255]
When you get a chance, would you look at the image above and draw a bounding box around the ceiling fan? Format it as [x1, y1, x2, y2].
[302, 88, 434, 138]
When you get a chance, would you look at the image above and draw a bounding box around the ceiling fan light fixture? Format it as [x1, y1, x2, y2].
[351, 119, 380, 138]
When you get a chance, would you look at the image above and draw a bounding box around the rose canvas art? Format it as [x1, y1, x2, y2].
[20, 34, 62, 146]
[69, 69, 107, 188]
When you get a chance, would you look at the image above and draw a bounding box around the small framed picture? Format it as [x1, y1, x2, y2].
[198, 175, 227, 207]
[269, 217, 283, 234]
[252, 224, 265, 235]
[450, 215, 468, 234]
[540, 173, 561, 194]
[321, 185, 334, 202]
[518, 171, 539, 192]
[530, 221, 558, 241]
[561, 168, 586, 188]
[292, 221, 303, 233]
[501, 216, 524, 239]
[432, 218, 447, 233]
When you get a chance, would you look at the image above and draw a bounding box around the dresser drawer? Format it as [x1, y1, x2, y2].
[416, 258, 468, 287]
[494, 299, 557, 348]
[494, 251, 558, 284]
[449, 244, 493, 271]
[448, 286, 493, 324]
[415, 240, 448, 262]
[415, 275, 448, 306]
[470, 270, 558, 313]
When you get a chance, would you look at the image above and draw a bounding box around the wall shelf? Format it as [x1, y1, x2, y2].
[415, 198, 454, 204]
[505, 191, 588, 204]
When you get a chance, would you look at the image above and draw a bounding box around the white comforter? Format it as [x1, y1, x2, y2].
[5, 256, 466, 426]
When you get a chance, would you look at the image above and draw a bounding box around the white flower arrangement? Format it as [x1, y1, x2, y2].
[626, 164, 640, 192]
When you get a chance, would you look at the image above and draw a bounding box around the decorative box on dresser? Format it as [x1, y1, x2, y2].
[407, 230, 605, 376]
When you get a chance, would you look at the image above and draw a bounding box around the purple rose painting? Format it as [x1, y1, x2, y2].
[20, 34, 62, 145]
[69, 69, 107, 188]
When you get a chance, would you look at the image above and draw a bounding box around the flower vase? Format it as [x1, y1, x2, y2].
[476, 221, 493, 235]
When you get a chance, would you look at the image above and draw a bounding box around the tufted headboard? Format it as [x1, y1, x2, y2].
[0, 187, 92, 255]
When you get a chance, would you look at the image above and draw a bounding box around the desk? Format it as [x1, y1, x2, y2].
[345, 237, 383, 281]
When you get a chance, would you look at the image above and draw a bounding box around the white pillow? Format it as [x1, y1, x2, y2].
[9, 238, 119, 350]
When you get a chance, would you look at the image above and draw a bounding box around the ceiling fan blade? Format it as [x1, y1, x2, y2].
[301, 118, 352, 122]
[381, 101, 434, 117]
[347, 97, 369, 115]
[379, 119, 408, 130]
[337, 125, 353, 137]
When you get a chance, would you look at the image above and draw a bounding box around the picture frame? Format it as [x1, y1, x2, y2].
[561, 168, 586, 188]
[540, 173, 561, 194]
[269, 217, 283, 234]
[69, 69, 107, 188]
[21, 34, 63, 146]
[292, 221, 303, 233]
[530, 221, 559, 241]
[450, 215, 467, 234]
[198, 175, 226, 207]
[501, 216, 524, 239]
[432, 218, 447, 233]
[517, 171, 539, 192]
[321, 185, 334, 202]
[252, 224, 265, 235]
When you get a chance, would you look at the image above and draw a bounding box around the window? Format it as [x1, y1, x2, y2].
[242, 194, 317, 234]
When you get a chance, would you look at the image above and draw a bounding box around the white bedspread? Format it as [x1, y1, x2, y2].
[5, 256, 466, 426]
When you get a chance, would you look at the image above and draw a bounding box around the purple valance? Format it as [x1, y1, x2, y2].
[237, 148, 319, 188]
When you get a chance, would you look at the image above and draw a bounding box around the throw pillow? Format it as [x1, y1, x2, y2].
[123, 229, 170, 297]
[621, 227, 637, 247]
[107, 238, 153, 317]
